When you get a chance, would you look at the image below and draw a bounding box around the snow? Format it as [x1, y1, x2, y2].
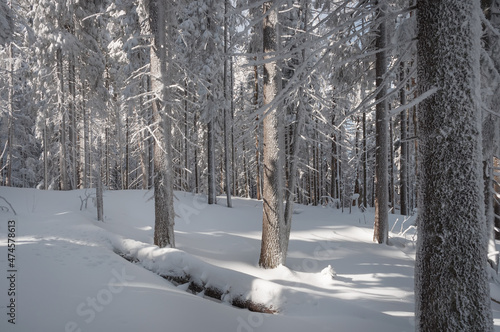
[1, 187, 500, 331]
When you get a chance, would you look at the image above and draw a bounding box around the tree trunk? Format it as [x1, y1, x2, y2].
[125, 106, 130, 189]
[96, 137, 104, 222]
[484, 0, 500, 270]
[231, 60, 237, 197]
[223, 0, 232, 207]
[207, 110, 216, 204]
[373, 0, 389, 244]
[389, 117, 395, 214]
[69, 54, 77, 189]
[362, 109, 367, 208]
[184, 81, 189, 192]
[57, 48, 68, 191]
[415, 0, 493, 330]
[483, 115, 499, 272]
[43, 120, 48, 189]
[139, 80, 149, 190]
[150, 0, 175, 248]
[194, 111, 199, 193]
[259, 0, 285, 269]
[6, 40, 13, 187]
[399, 62, 408, 216]
[283, 84, 305, 256]
[254, 60, 262, 201]
[82, 80, 90, 189]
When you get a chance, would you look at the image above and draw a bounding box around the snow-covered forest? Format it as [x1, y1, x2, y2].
[1, 0, 500, 331]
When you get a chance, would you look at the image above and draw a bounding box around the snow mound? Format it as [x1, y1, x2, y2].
[109, 233, 283, 311]
[320, 264, 336, 279]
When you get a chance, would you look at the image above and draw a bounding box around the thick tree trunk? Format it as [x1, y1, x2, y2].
[415, 1, 493, 330]
[259, 0, 285, 269]
[150, 0, 175, 248]
[373, 0, 389, 244]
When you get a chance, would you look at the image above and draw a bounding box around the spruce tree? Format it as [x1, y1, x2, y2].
[415, 0, 493, 330]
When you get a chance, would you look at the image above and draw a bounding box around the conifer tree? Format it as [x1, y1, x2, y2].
[415, 1, 493, 330]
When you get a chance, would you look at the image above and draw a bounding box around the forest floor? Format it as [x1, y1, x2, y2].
[1, 187, 500, 332]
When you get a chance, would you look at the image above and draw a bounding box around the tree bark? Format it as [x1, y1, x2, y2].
[6, 40, 13, 187]
[150, 0, 175, 248]
[415, 0, 493, 330]
[373, 0, 389, 244]
[223, 0, 232, 207]
[254, 66, 262, 201]
[399, 62, 408, 216]
[96, 137, 104, 222]
[57, 48, 68, 191]
[259, 0, 285, 269]
[207, 110, 216, 204]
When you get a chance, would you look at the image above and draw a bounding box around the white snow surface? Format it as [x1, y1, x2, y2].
[0, 187, 500, 331]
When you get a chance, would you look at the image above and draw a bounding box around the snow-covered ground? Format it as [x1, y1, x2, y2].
[0, 187, 499, 332]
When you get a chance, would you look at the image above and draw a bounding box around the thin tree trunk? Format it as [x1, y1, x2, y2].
[243, 140, 250, 198]
[69, 54, 77, 189]
[254, 60, 262, 200]
[96, 137, 104, 222]
[184, 81, 189, 192]
[146, 76, 154, 190]
[194, 111, 199, 193]
[283, 0, 307, 245]
[400, 62, 408, 216]
[363, 109, 367, 208]
[105, 126, 109, 187]
[331, 114, 337, 202]
[389, 117, 395, 214]
[82, 80, 90, 189]
[223, 0, 232, 207]
[373, 0, 389, 244]
[139, 81, 148, 190]
[43, 120, 48, 189]
[484, 115, 499, 271]
[231, 60, 237, 197]
[125, 107, 130, 189]
[207, 112, 216, 204]
[283, 94, 305, 253]
[57, 48, 68, 191]
[6, 40, 13, 187]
